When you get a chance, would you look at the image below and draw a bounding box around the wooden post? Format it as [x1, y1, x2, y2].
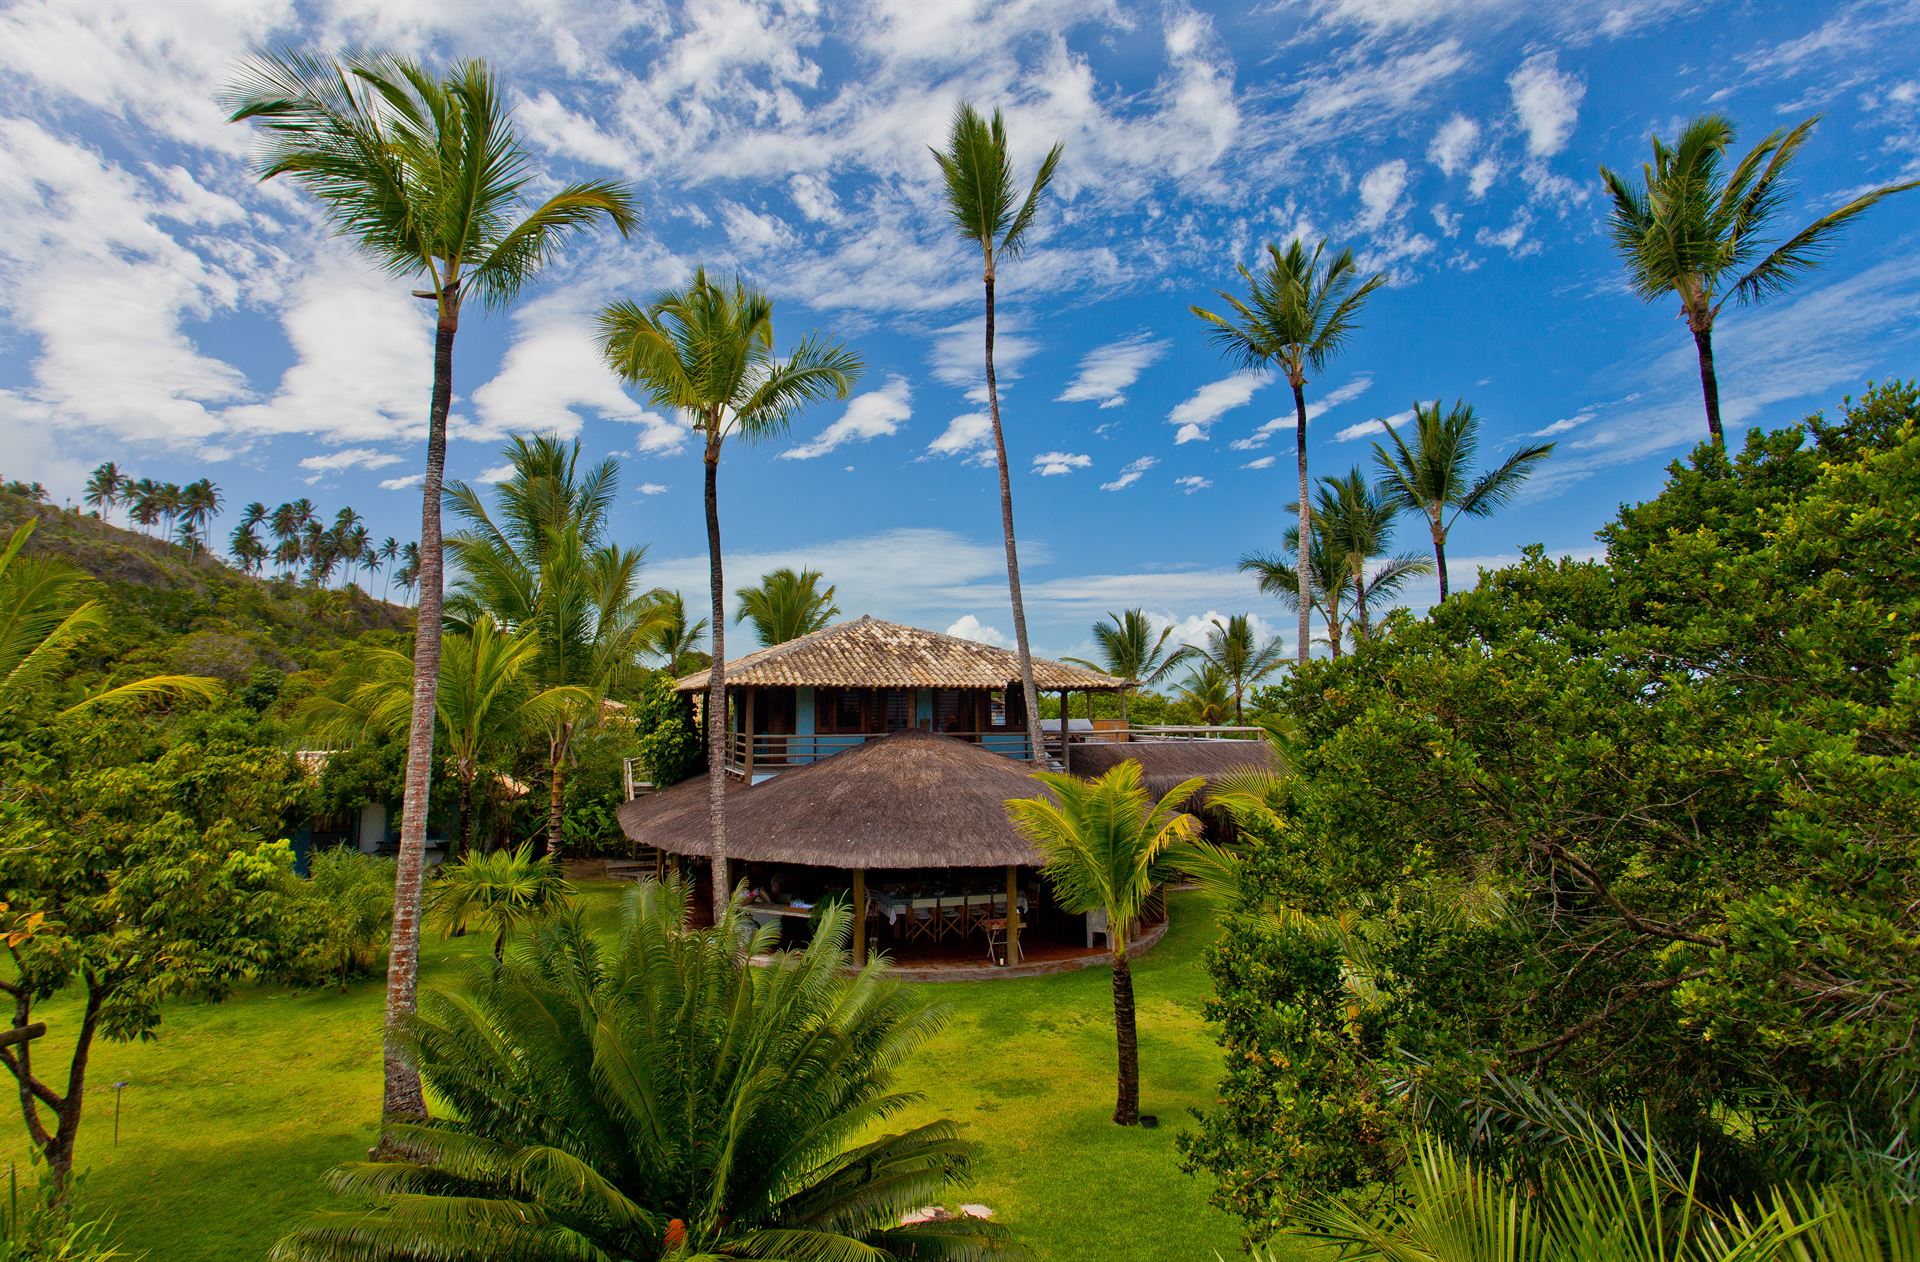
[1060, 691, 1071, 773]
[1006, 865, 1022, 966]
[742, 686, 756, 780]
[852, 867, 868, 967]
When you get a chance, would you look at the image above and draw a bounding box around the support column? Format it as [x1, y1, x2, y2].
[1006, 865, 1022, 966]
[1060, 690, 1071, 773]
[742, 686, 756, 780]
[852, 868, 868, 967]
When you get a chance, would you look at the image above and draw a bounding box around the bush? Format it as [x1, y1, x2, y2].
[629, 669, 702, 789]
[291, 848, 395, 987]
[0, 1174, 127, 1261]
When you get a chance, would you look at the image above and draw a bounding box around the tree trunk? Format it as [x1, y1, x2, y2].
[703, 444, 730, 923]
[455, 772, 475, 861]
[1292, 380, 1312, 665]
[546, 739, 566, 859]
[1111, 950, 1140, 1125]
[381, 291, 458, 1128]
[981, 257, 1047, 766]
[1691, 320, 1725, 448]
[1432, 522, 1449, 603]
[1353, 560, 1371, 641]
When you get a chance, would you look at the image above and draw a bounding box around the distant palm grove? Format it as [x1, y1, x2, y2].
[0, 32, 1914, 1262]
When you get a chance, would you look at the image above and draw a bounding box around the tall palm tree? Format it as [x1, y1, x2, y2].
[1193, 238, 1386, 665]
[1600, 113, 1919, 446]
[734, 566, 838, 647]
[272, 881, 1008, 1262]
[643, 589, 708, 676]
[227, 49, 638, 1126]
[377, 536, 400, 601]
[1373, 400, 1553, 602]
[180, 478, 220, 563]
[1176, 660, 1232, 726]
[127, 479, 161, 536]
[598, 270, 860, 922]
[1283, 471, 1433, 643]
[932, 102, 1062, 768]
[1064, 609, 1190, 724]
[81, 463, 124, 522]
[1006, 764, 1202, 1125]
[448, 435, 662, 857]
[228, 519, 268, 575]
[1242, 529, 1354, 658]
[1197, 613, 1286, 722]
[155, 483, 184, 543]
[396, 542, 420, 603]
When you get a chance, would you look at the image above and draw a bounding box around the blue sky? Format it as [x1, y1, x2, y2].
[3, 0, 1917, 663]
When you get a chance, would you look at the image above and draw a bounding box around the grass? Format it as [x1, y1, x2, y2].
[0, 885, 1277, 1262]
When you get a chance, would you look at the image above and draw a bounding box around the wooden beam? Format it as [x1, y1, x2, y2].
[742, 685, 756, 780]
[852, 868, 868, 967]
[1060, 691, 1071, 773]
[1006, 865, 1022, 966]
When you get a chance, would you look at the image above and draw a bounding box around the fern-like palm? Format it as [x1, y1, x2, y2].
[272, 880, 1010, 1262]
[1601, 113, 1917, 447]
[1175, 660, 1233, 726]
[735, 566, 839, 646]
[426, 843, 572, 960]
[1064, 609, 1190, 724]
[599, 270, 861, 922]
[1373, 399, 1552, 602]
[1193, 238, 1385, 665]
[1006, 765, 1201, 1125]
[1193, 613, 1286, 721]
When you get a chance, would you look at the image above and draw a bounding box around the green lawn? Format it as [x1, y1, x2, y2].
[1, 886, 1275, 1262]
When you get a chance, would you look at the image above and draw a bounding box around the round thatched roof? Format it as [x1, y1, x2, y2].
[618, 729, 1052, 868]
[1068, 739, 1277, 805]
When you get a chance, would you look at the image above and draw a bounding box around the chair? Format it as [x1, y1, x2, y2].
[980, 916, 1010, 966]
[903, 898, 940, 944]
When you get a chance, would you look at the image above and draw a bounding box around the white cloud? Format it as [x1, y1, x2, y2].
[930, 316, 1038, 403]
[1170, 368, 1272, 443]
[476, 464, 515, 485]
[1033, 451, 1093, 476]
[718, 200, 798, 254]
[1162, 609, 1279, 652]
[788, 172, 842, 224]
[1101, 455, 1157, 491]
[1055, 332, 1169, 408]
[1428, 113, 1480, 176]
[1476, 209, 1540, 256]
[636, 481, 670, 495]
[1242, 374, 1374, 443]
[926, 411, 995, 463]
[945, 614, 1014, 649]
[1356, 158, 1410, 231]
[298, 447, 404, 474]
[1508, 51, 1585, 158]
[379, 473, 424, 492]
[1175, 475, 1213, 493]
[1242, 455, 1276, 469]
[782, 375, 912, 460]
[1468, 155, 1500, 198]
[1336, 408, 1415, 442]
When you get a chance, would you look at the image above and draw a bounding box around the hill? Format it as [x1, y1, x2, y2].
[0, 489, 409, 687]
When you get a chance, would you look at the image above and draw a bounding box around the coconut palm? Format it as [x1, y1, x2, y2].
[1195, 613, 1286, 722]
[448, 435, 662, 857]
[177, 478, 220, 563]
[1242, 530, 1354, 658]
[81, 463, 124, 522]
[1257, 472, 1433, 648]
[1600, 113, 1919, 447]
[228, 50, 637, 1124]
[931, 102, 1062, 771]
[427, 843, 573, 960]
[1192, 239, 1386, 665]
[643, 589, 708, 676]
[0, 521, 219, 717]
[598, 270, 860, 922]
[1373, 400, 1553, 603]
[271, 879, 1008, 1262]
[1064, 609, 1190, 724]
[1006, 764, 1202, 1125]
[735, 566, 838, 647]
[228, 519, 268, 575]
[127, 479, 161, 536]
[396, 542, 420, 603]
[1176, 660, 1232, 726]
[377, 537, 400, 601]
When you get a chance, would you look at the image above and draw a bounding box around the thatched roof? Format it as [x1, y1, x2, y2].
[618, 729, 1052, 868]
[674, 616, 1123, 693]
[1068, 739, 1277, 805]
[615, 772, 744, 842]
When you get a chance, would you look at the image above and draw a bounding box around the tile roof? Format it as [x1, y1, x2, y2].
[673, 616, 1124, 692]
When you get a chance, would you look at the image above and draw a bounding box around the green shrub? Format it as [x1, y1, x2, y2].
[291, 848, 396, 987]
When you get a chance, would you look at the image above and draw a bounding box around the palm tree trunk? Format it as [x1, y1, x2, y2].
[1354, 561, 1371, 641]
[381, 292, 457, 1129]
[703, 443, 730, 923]
[455, 773, 475, 862]
[1432, 522, 1450, 603]
[1111, 949, 1140, 1125]
[1291, 380, 1311, 666]
[545, 742, 566, 859]
[982, 253, 1047, 766]
[1690, 322, 1725, 448]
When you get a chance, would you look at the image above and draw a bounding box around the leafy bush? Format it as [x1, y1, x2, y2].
[291, 848, 396, 987]
[628, 669, 702, 789]
[0, 1173, 128, 1261]
[1182, 382, 1920, 1235]
[426, 844, 570, 960]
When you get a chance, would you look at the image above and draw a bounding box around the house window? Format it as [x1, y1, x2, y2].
[880, 688, 910, 732]
[817, 688, 866, 733]
[934, 689, 965, 733]
[988, 689, 1006, 727]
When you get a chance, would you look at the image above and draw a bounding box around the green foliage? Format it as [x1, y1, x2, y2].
[273, 879, 1012, 1262]
[734, 565, 839, 646]
[628, 669, 702, 789]
[1183, 381, 1920, 1237]
[291, 849, 396, 988]
[426, 843, 572, 960]
[0, 1173, 128, 1261]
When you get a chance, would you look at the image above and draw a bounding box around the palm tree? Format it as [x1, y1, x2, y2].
[227, 49, 638, 1126]
[644, 589, 708, 676]
[1373, 400, 1554, 602]
[447, 435, 662, 857]
[179, 478, 220, 563]
[1242, 529, 1354, 658]
[932, 102, 1062, 768]
[1193, 238, 1386, 665]
[228, 519, 268, 576]
[396, 542, 420, 603]
[1176, 660, 1232, 726]
[271, 880, 1009, 1262]
[734, 566, 838, 647]
[377, 537, 400, 601]
[127, 479, 161, 536]
[1006, 764, 1202, 1125]
[427, 843, 573, 959]
[81, 463, 124, 521]
[155, 483, 184, 543]
[598, 271, 860, 922]
[1316, 470, 1431, 640]
[1196, 613, 1286, 722]
[1600, 113, 1919, 446]
[1064, 609, 1189, 724]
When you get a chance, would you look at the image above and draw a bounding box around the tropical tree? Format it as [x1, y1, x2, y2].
[598, 270, 860, 921]
[1192, 239, 1385, 665]
[1195, 613, 1286, 722]
[1006, 764, 1202, 1125]
[447, 435, 662, 857]
[427, 844, 572, 960]
[377, 536, 400, 601]
[1373, 399, 1553, 602]
[1064, 609, 1189, 723]
[81, 463, 124, 522]
[1600, 113, 1919, 445]
[734, 566, 838, 646]
[644, 588, 708, 675]
[1313, 469, 1431, 640]
[1242, 530, 1354, 658]
[179, 478, 220, 562]
[228, 519, 268, 575]
[127, 479, 161, 536]
[1175, 660, 1232, 726]
[227, 48, 638, 1126]
[395, 542, 420, 603]
[271, 880, 1009, 1261]
[931, 101, 1061, 769]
